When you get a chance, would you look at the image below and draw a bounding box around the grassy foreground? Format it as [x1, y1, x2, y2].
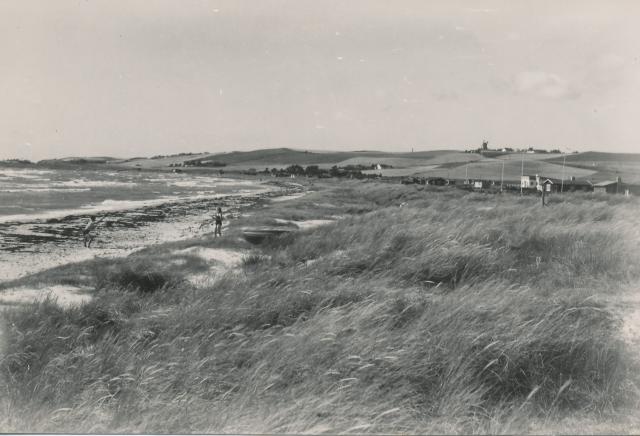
[1, 180, 640, 433]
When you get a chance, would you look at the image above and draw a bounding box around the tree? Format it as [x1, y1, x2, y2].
[305, 165, 320, 176]
[286, 164, 305, 175]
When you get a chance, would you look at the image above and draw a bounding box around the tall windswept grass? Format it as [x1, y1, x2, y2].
[1, 181, 639, 433]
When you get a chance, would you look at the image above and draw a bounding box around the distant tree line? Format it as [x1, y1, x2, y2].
[242, 163, 390, 179]
[0, 159, 34, 165]
[175, 159, 227, 167]
[152, 152, 207, 160]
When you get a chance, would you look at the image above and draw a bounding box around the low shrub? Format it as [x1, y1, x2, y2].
[94, 260, 174, 293]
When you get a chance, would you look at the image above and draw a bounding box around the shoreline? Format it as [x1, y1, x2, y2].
[0, 180, 304, 283]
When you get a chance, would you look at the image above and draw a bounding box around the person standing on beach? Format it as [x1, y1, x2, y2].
[214, 207, 223, 237]
[83, 215, 105, 248]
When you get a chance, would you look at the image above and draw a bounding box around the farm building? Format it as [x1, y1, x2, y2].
[540, 179, 554, 192]
[593, 179, 622, 194]
[521, 175, 537, 189]
[538, 177, 571, 192]
[539, 178, 565, 193]
[561, 179, 593, 192]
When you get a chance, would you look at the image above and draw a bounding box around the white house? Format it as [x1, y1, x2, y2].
[521, 175, 536, 189]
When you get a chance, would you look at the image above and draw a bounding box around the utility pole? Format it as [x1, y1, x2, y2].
[520, 151, 525, 196]
[561, 153, 566, 193]
[500, 160, 505, 192]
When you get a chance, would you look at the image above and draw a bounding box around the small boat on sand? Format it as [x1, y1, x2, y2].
[242, 227, 294, 244]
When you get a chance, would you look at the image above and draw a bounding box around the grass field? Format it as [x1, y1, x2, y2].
[116, 153, 212, 168]
[1, 179, 639, 433]
[412, 158, 597, 182]
[361, 165, 440, 177]
[329, 157, 435, 168]
[546, 153, 640, 184]
[549, 151, 640, 163]
[496, 153, 564, 161]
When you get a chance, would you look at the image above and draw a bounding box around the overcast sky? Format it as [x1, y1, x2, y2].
[1, 1, 639, 160]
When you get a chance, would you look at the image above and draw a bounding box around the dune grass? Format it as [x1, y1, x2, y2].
[1, 180, 639, 433]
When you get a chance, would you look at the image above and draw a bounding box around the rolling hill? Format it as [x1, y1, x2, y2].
[411, 157, 597, 182]
[546, 152, 640, 184]
[115, 153, 212, 168]
[33, 148, 639, 184]
[549, 151, 640, 163]
[115, 148, 461, 171]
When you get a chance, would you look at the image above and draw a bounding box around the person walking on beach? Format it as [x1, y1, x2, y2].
[83, 215, 105, 248]
[214, 207, 223, 237]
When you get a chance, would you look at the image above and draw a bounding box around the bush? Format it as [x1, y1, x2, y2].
[94, 260, 173, 293]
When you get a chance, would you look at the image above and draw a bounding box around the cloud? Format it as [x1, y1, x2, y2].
[514, 71, 580, 99]
[431, 89, 460, 101]
[465, 8, 495, 13]
[596, 53, 626, 70]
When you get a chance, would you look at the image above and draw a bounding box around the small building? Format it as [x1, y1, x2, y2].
[593, 179, 622, 194]
[537, 177, 566, 192]
[521, 175, 537, 189]
[560, 179, 593, 193]
[540, 179, 556, 192]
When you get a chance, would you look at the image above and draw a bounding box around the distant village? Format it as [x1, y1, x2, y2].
[400, 174, 633, 197]
[465, 140, 569, 155]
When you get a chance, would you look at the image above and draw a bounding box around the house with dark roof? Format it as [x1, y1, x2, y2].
[593, 179, 622, 194]
[560, 179, 593, 192]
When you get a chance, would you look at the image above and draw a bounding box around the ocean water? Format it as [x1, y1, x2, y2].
[0, 168, 263, 223]
[0, 167, 285, 276]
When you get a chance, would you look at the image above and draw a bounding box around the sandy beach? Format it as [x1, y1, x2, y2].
[0, 180, 303, 283]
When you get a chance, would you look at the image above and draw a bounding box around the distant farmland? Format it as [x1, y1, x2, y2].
[411, 158, 597, 182]
[362, 165, 440, 177]
[36, 149, 639, 185]
[496, 153, 563, 161]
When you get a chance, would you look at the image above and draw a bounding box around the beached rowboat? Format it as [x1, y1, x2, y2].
[242, 227, 294, 244]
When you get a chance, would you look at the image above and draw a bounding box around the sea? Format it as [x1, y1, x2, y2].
[0, 167, 264, 224]
[0, 166, 283, 280]
[0, 166, 280, 263]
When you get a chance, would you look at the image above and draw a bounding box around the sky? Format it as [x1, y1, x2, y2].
[1, 0, 639, 160]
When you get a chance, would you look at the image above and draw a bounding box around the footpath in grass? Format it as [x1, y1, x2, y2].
[1, 180, 640, 433]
